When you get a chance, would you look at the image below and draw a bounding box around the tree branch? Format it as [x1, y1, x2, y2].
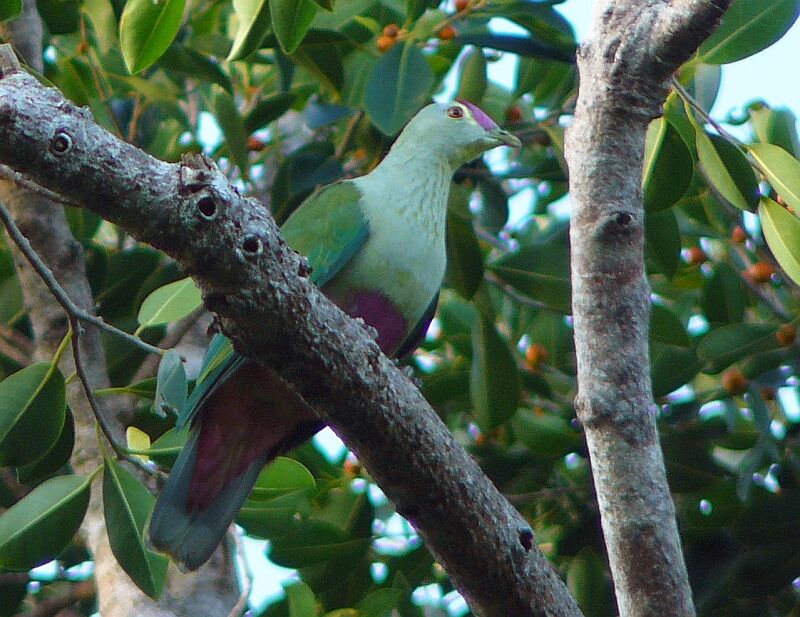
[0, 46, 581, 616]
[564, 1, 730, 616]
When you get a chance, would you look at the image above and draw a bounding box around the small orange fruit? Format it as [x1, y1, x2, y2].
[731, 226, 746, 243]
[746, 262, 775, 284]
[722, 368, 748, 396]
[383, 23, 399, 38]
[686, 246, 707, 266]
[776, 324, 796, 347]
[760, 386, 777, 401]
[505, 105, 523, 123]
[455, 0, 470, 11]
[525, 343, 548, 371]
[438, 24, 458, 40]
[376, 35, 396, 52]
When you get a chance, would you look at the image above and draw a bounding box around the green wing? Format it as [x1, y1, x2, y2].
[281, 180, 370, 288]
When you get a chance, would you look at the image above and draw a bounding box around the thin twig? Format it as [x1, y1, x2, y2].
[132, 305, 207, 383]
[0, 164, 74, 206]
[485, 272, 550, 310]
[226, 526, 252, 617]
[671, 78, 744, 148]
[68, 321, 159, 477]
[334, 110, 364, 161]
[12, 579, 95, 617]
[0, 199, 164, 356]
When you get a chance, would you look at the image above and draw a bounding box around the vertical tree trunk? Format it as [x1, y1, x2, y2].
[564, 2, 730, 615]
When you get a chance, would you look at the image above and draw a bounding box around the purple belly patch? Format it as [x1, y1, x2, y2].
[338, 291, 408, 355]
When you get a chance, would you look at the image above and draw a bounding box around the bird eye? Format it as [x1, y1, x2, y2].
[447, 105, 464, 119]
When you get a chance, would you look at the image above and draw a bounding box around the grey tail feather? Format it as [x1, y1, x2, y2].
[147, 429, 267, 571]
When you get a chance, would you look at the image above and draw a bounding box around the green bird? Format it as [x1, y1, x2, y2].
[148, 100, 521, 570]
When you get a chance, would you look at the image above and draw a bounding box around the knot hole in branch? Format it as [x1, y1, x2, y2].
[196, 195, 218, 220]
[50, 130, 74, 155]
[595, 210, 639, 244]
[242, 234, 263, 257]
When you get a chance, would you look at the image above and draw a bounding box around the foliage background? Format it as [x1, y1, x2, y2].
[2, 0, 800, 615]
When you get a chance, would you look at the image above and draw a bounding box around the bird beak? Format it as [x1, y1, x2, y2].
[487, 127, 522, 148]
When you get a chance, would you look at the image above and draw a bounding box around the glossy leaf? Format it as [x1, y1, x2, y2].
[249, 457, 316, 500]
[750, 104, 800, 156]
[228, 0, 272, 60]
[137, 277, 202, 328]
[696, 131, 759, 211]
[470, 317, 520, 431]
[245, 92, 295, 133]
[103, 458, 168, 598]
[697, 323, 779, 374]
[364, 42, 434, 136]
[0, 362, 66, 467]
[153, 349, 187, 417]
[748, 142, 800, 210]
[17, 411, 75, 484]
[489, 242, 571, 313]
[0, 475, 91, 569]
[269, 519, 371, 567]
[357, 588, 403, 617]
[286, 581, 319, 617]
[645, 208, 681, 278]
[120, 0, 185, 74]
[650, 343, 702, 397]
[445, 185, 483, 299]
[642, 118, 693, 212]
[456, 47, 487, 104]
[213, 88, 251, 176]
[37, 0, 80, 34]
[702, 263, 745, 325]
[0, 0, 21, 22]
[515, 57, 576, 105]
[697, 0, 800, 64]
[159, 45, 232, 93]
[758, 196, 800, 285]
[455, 33, 575, 63]
[512, 409, 581, 457]
[567, 547, 613, 617]
[650, 304, 691, 347]
[270, 0, 318, 53]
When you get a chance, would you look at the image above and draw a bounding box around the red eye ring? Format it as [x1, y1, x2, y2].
[447, 105, 464, 119]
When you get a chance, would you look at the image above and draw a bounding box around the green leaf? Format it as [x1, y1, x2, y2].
[120, 0, 186, 74]
[650, 304, 691, 347]
[512, 409, 580, 457]
[270, 0, 318, 53]
[269, 519, 371, 568]
[0, 363, 66, 467]
[567, 547, 614, 617]
[37, 0, 80, 34]
[515, 58, 576, 106]
[286, 581, 319, 617]
[645, 208, 681, 278]
[227, 0, 272, 60]
[159, 44, 233, 93]
[357, 588, 403, 617]
[697, 0, 800, 64]
[456, 47, 487, 104]
[642, 118, 693, 212]
[137, 277, 202, 328]
[245, 92, 295, 133]
[364, 42, 434, 136]
[488, 242, 571, 313]
[650, 342, 701, 397]
[0, 0, 21, 22]
[249, 457, 315, 500]
[0, 474, 91, 569]
[702, 263, 745, 325]
[748, 142, 800, 210]
[750, 104, 800, 157]
[696, 131, 759, 211]
[470, 317, 520, 431]
[697, 323, 779, 374]
[153, 349, 187, 416]
[758, 196, 800, 286]
[445, 185, 483, 299]
[213, 88, 251, 177]
[103, 458, 168, 598]
[17, 411, 75, 484]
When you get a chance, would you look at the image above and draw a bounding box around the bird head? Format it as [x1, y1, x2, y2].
[397, 100, 522, 168]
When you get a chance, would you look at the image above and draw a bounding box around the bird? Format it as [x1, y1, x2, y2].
[148, 100, 521, 571]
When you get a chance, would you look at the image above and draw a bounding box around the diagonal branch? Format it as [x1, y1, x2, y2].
[0, 46, 580, 617]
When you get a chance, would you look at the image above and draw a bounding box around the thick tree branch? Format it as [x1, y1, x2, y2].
[0, 47, 581, 616]
[564, 1, 730, 616]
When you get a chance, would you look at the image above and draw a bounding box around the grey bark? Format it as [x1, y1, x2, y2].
[0, 8, 238, 616]
[0, 47, 582, 617]
[564, 2, 730, 616]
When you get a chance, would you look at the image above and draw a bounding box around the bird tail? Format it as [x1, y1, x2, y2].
[147, 427, 268, 571]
